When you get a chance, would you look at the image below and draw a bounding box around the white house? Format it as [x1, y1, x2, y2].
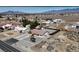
[4, 24, 12, 27]
[42, 20, 52, 26]
[53, 19, 65, 24]
[14, 26, 27, 33]
[1, 24, 12, 29]
[25, 25, 30, 32]
[64, 23, 79, 31]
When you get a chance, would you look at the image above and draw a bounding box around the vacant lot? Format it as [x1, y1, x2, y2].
[0, 30, 20, 41]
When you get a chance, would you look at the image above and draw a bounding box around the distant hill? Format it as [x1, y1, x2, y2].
[43, 8, 79, 14]
[1, 8, 79, 15]
[0, 11, 26, 14]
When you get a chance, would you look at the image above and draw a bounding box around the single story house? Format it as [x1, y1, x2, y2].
[31, 29, 47, 36]
[31, 28, 56, 36]
[14, 26, 27, 33]
[53, 19, 65, 24]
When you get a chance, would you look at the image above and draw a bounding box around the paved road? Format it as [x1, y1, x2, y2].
[18, 36, 47, 48]
[15, 33, 30, 40]
[0, 40, 20, 52]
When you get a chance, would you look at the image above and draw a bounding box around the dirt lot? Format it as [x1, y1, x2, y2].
[25, 14, 79, 22]
[0, 30, 20, 41]
[31, 31, 79, 52]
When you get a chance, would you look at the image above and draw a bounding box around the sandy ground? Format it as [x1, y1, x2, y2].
[31, 31, 79, 52]
[0, 30, 20, 41]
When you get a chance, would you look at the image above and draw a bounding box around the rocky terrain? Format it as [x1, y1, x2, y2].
[31, 31, 79, 52]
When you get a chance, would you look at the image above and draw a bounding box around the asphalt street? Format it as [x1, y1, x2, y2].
[0, 40, 20, 52]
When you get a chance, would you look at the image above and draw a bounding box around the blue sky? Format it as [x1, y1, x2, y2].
[0, 7, 79, 13]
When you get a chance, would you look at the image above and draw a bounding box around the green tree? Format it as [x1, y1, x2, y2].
[30, 20, 40, 29]
[22, 17, 40, 29]
[22, 18, 30, 27]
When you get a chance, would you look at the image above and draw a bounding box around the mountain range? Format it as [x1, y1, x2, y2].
[1, 8, 79, 14]
[0, 11, 26, 14]
[43, 8, 79, 14]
